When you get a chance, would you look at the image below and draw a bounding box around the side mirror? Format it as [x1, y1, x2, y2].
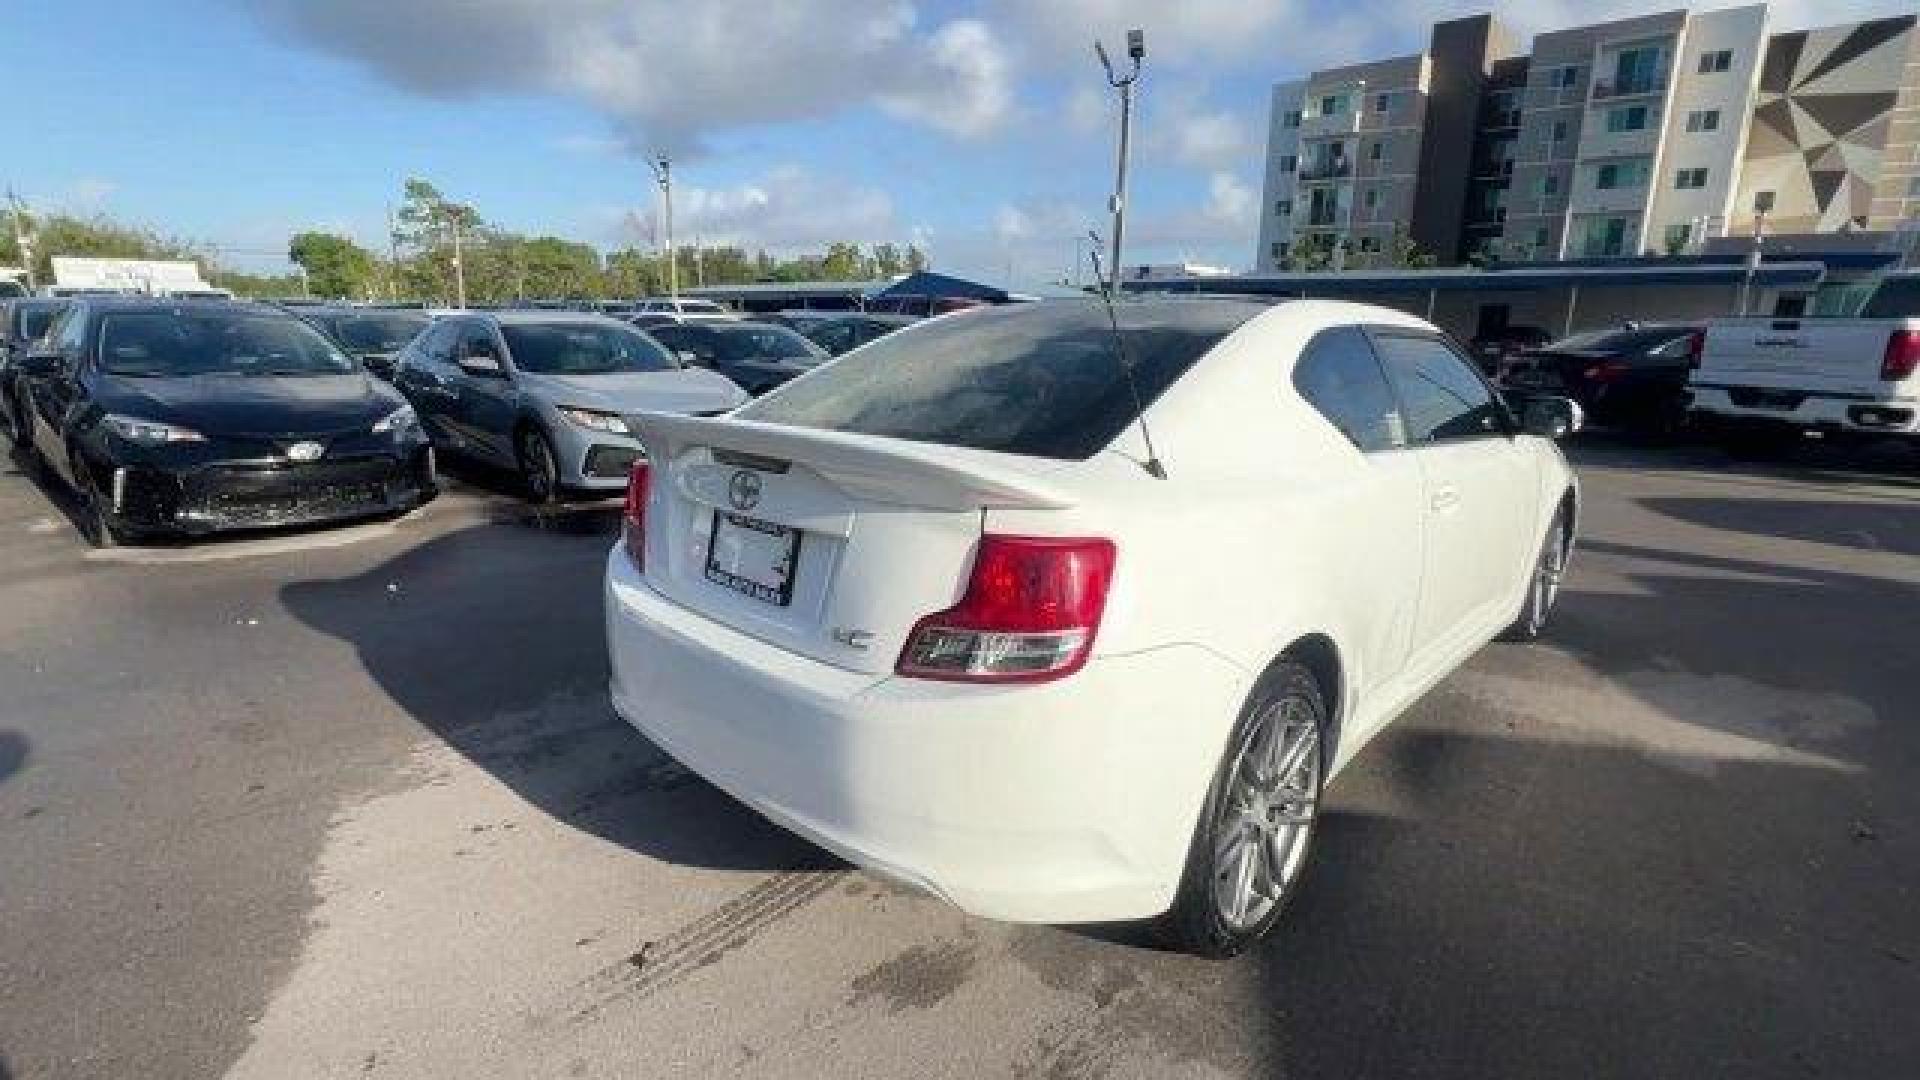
[1519, 395, 1583, 439]
[18, 348, 67, 378]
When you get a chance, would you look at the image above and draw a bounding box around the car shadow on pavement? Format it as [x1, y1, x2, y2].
[0, 728, 27, 787]
[1638, 496, 1920, 558]
[278, 516, 821, 876]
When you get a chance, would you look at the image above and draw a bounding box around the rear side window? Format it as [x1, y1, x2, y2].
[1293, 327, 1403, 453]
[1373, 334, 1508, 444]
[741, 300, 1260, 459]
[19, 304, 67, 342]
[1861, 278, 1920, 319]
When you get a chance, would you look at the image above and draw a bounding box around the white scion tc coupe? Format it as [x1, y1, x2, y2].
[605, 297, 1579, 955]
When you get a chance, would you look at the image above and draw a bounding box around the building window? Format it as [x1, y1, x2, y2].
[1280, 154, 1297, 172]
[1664, 223, 1693, 251]
[1271, 242, 1286, 262]
[1534, 227, 1552, 251]
[1276, 198, 1293, 216]
[1908, 177, 1920, 199]
[1699, 50, 1733, 73]
[1547, 64, 1582, 89]
[1606, 105, 1650, 133]
[1685, 109, 1721, 133]
[1358, 236, 1381, 253]
[1541, 174, 1561, 197]
[1364, 189, 1379, 212]
[1596, 160, 1650, 190]
[1320, 94, 1347, 117]
[1370, 140, 1384, 162]
[1374, 92, 1392, 114]
[1675, 167, 1709, 189]
[1551, 119, 1569, 143]
[1283, 109, 1302, 129]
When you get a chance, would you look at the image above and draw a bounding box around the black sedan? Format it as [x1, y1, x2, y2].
[801, 313, 917, 356]
[2, 297, 70, 448]
[1501, 323, 1703, 431]
[644, 320, 829, 395]
[292, 306, 433, 380]
[12, 298, 435, 545]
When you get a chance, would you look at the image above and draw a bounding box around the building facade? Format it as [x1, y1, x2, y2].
[1255, 5, 1920, 270]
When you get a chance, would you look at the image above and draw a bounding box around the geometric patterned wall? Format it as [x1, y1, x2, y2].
[1735, 15, 1918, 233]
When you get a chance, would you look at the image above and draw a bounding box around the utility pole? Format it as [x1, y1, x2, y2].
[1094, 29, 1145, 295]
[7, 188, 38, 292]
[448, 212, 467, 308]
[385, 205, 401, 301]
[1738, 192, 1773, 316]
[649, 153, 677, 299]
[694, 233, 705, 288]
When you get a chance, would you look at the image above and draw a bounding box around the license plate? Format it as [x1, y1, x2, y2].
[705, 511, 800, 606]
[1745, 390, 1799, 410]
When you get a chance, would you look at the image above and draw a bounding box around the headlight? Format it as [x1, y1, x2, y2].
[556, 406, 631, 435]
[103, 414, 206, 445]
[372, 403, 418, 434]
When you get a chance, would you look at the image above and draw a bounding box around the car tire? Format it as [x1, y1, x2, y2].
[517, 426, 562, 505]
[1502, 507, 1568, 642]
[1164, 659, 1327, 958]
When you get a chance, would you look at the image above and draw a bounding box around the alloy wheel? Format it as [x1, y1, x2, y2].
[521, 430, 558, 503]
[1211, 695, 1322, 930]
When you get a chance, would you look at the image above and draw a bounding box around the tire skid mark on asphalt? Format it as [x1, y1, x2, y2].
[569, 859, 844, 1022]
[1020, 1001, 1131, 1080]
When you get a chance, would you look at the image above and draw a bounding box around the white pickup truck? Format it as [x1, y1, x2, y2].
[1688, 273, 1920, 447]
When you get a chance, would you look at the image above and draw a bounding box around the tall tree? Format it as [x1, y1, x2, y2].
[288, 232, 376, 298]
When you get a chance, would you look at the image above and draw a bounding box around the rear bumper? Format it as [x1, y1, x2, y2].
[603, 547, 1248, 924]
[1688, 385, 1919, 436]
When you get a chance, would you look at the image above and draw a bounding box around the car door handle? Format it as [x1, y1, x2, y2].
[1431, 486, 1462, 513]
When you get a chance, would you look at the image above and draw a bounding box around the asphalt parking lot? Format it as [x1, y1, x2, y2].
[1, 435, 1917, 1080]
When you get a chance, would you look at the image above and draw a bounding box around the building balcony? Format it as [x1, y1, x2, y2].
[1303, 209, 1344, 228]
[1590, 75, 1667, 101]
[1297, 161, 1353, 183]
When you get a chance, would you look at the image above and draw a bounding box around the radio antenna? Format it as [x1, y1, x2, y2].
[1088, 231, 1165, 479]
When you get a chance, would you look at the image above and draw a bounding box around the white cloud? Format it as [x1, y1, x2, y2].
[244, 0, 1014, 153]
[551, 134, 625, 159]
[1202, 172, 1255, 226]
[600, 166, 898, 255]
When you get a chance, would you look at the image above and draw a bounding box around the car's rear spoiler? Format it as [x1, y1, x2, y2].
[628, 413, 1077, 511]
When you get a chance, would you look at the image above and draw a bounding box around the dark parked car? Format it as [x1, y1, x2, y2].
[2, 297, 70, 448]
[645, 320, 829, 395]
[11, 298, 436, 545]
[293, 306, 433, 380]
[1469, 324, 1553, 376]
[1502, 323, 1704, 431]
[801, 312, 917, 356]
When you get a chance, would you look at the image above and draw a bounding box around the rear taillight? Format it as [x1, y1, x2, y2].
[622, 460, 651, 570]
[1583, 360, 1630, 384]
[897, 535, 1116, 684]
[1686, 329, 1706, 370]
[1882, 329, 1920, 381]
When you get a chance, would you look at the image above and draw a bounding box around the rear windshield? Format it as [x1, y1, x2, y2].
[661, 323, 824, 365]
[501, 321, 678, 375]
[326, 312, 428, 353]
[1861, 277, 1920, 319]
[1547, 326, 1690, 354]
[98, 309, 357, 377]
[738, 299, 1261, 459]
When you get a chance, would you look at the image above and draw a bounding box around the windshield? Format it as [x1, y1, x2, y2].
[16, 304, 66, 341]
[670, 324, 825, 366]
[739, 299, 1260, 459]
[98, 309, 358, 377]
[501, 321, 678, 375]
[327, 313, 429, 353]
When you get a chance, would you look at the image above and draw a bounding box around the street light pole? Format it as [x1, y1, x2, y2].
[1095, 29, 1145, 295]
[650, 154, 677, 300]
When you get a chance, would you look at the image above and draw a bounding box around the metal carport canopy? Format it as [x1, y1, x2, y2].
[1121, 261, 1829, 296]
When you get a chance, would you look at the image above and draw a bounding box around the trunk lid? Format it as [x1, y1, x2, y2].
[1695, 319, 1914, 396]
[626, 412, 1078, 675]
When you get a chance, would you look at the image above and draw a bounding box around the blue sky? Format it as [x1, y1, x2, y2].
[2, 0, 1884, 287]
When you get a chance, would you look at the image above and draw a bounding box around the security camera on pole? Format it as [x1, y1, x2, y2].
[649, 153, 677, 301]
[1094, 28, 1145, 296]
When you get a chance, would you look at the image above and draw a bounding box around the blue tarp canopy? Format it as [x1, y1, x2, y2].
[874, 271, 1011, 303]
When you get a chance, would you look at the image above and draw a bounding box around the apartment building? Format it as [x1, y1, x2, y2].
[1255, 5, 1920, 269]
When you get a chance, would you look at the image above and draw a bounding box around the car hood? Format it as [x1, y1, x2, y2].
[517, 368, 747, 415]
[98, 372, 406, 436]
